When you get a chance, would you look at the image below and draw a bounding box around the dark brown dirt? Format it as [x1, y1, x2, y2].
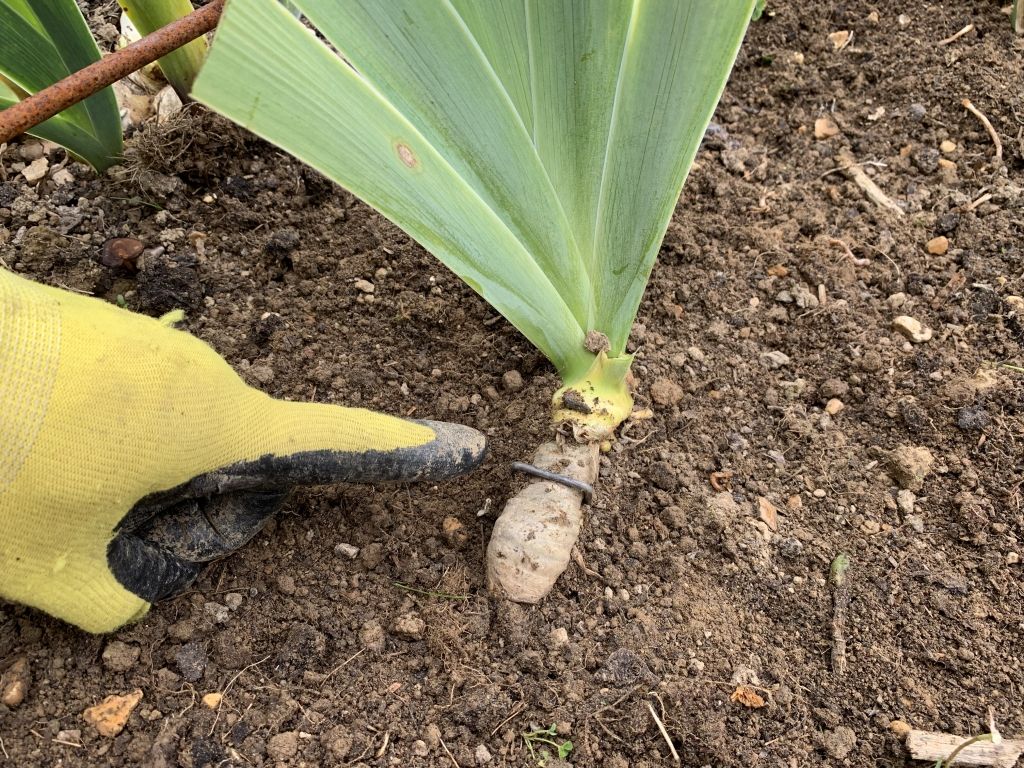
[2, 2, 1023, 766]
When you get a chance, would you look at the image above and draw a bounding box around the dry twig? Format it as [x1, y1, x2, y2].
[961, 99, 1003, 161]
[907, 729, 1023, 767]
[830, 553, 851, 677]
[646, 694, 681, 764]
[938, 23, 975, 45]
[439, 736, 461, 768]
[836, 151, 904, 216]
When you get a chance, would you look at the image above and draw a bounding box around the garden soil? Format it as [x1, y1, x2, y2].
[2, 2, 1023, 766]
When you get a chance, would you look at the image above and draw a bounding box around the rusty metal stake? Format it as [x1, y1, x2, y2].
[0, 0, 224, 145]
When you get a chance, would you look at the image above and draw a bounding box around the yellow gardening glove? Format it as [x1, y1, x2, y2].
[0, 269, 486, 633]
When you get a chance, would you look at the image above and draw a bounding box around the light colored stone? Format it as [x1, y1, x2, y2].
[51, 167, 75, 186]
[892, 316, 933, 343]
[353, 279, 375, 293]
[21, 157, 48, 183]
[825, 399, 845, 415]
[814, 116, 840, 139]
[827, 30, 851, 50]
[762, 350, 791, 369]
[1007, 552, 1020, 565]
[547, 627, 570, 647]
[905, 514, 924, 533]
[939, 140, 956, 154]
[896, 489, 916, 515]
[83, 690, 143, 737]
[475, 744, 493, 764]
[201, 692, 222, 709]
[926, 236, 949, 255]
[334, 542, 359, 558]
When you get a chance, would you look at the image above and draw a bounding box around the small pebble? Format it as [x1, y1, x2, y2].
[51, 167, 75, 186]
[957, 405, 990, 430]
[814, 117, 840, 139]
[475, 744, 493, 764]
[412, 740, 429, 757]
[891, 316, 933, 343]
[762, 350, 791, 369]
[1, 657, 30, 707]
[353, 279, 375, 294]
[896, 489, 916, 515]
[687, 346, 705, 362]
[224, 593, 243, 611]
[778, 537, 803, 559]
[1008, 552, 1020, 565]
[201, 692, 222, 709]
[905, 514, 924, 533]
[813, 488, 826, 498]
[21, 157, 48, 183]
[925, 236, 949, 255]
[825, 398, 845, 415]
[939, 140, 956, 154]
[334, 542, 359, 558]
[898, 13, 911, 27]
[907, 102, 926, 120]
[547, 627, 570, 647]
[83, 690, 143, 737]
[19, 142, 44, 161]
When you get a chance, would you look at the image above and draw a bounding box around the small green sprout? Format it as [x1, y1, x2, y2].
[935, 708, 1002, 767]
[522, 724, 573, 766]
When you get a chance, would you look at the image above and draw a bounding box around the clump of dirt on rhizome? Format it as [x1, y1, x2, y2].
[1, 1, 1022, 765]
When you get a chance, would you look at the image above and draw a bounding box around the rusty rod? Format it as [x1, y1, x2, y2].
[0, 0, 224, 145]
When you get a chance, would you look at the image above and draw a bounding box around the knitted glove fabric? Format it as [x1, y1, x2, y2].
[0, 269, 485, 632]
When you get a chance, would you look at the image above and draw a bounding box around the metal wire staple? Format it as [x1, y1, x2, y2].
[510, 462, 595, 504]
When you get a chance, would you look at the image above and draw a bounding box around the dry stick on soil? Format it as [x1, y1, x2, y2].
[961, 99, 1003, 162]
[836, 150, 904, 216]
[907, 730, 1024, 767]
[646, 694, 680, 764]
[0, 0, 224, 144]
[963, 192, 994, 212]
[829, 553, 851, 677]
[938, 23, 975, 45]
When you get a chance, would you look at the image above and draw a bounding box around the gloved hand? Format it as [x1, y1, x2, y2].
[0, 269, 485, 633]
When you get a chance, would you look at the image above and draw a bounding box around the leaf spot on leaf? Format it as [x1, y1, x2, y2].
[395, 142, 418, 169]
